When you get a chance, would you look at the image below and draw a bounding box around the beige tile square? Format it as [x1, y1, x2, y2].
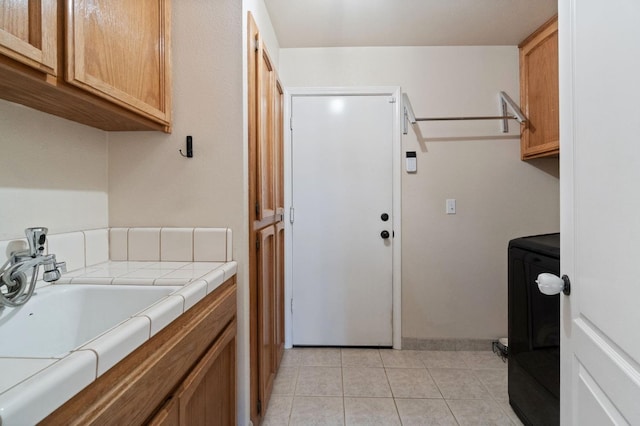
[459, 351, 507, 369]
[160, 228, 193, 261]
[395, 399, 457, 426]
[128, 228, 161, 261]
[262, 395, 293, 426]
[429, 368, 491, 399]
[341, 349, 382, 367]
[344, 397, 400, 425]
[273, 366, 299, 396]
[290, 396, 344, 426]
[343, 367, 391, 397]
[84, 229, 109, 266]
[495, 399, 525, 425]
[280, 349, 302, 367]
[109, 228, 128, 261]
[193, 228, 227, 261]
[296, 367, 342, 396]
[380, 349, 425, 368]
[386, 368, 442, 398]
[446, 399, 512, 426]
[473, 368, 508, 401]
[420, 351, 468, 369]
[299, 348, 341, 367]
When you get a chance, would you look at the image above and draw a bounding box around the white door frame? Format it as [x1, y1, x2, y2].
[283, 86, 402, 349]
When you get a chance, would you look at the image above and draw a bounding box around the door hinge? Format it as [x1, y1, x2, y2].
[291, 298, 293, 314]
[289, 207, 295, 224]
[256, 236, 260, 250]
[254, 36, 260, 52]
[257, 399, 262, 414]
[290, 116, 293, 131]
[255, 202, 260, 216]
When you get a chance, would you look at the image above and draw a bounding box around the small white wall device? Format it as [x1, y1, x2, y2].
[406, 151, 417, 173]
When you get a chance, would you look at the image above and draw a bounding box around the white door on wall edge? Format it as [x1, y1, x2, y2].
[290, 93, 394, 346]
[559, 1, 640, 424]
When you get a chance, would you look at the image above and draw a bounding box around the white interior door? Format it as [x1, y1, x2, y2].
[290, 93, 394, 346]
[560, 1, 640, 424]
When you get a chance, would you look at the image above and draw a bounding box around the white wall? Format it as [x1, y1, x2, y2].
[279, 46, 560, 342]
[0, 100, 108, 243]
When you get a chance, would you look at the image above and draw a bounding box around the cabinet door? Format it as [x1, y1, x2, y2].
[256, 46, 276, 221]
[257, 225, 276, 410]
[66, 0, 171, 126]
[274, 79, 285, 217]
[274, 221, 285, 366]
[519, 17, 559, 160]
[173, 320, 236, 426]
[0, 0, 56, 74]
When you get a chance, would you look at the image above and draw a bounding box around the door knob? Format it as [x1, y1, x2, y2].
[380, 230, 390, 239]
[536, 273, 571, 296]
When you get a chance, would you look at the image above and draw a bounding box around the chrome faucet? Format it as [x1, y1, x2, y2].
[0, 227, 66, 307]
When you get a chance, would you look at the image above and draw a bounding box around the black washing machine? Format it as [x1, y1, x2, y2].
[508, 233, 560, 426]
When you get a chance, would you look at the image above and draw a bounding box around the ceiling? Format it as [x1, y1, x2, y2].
[263, 0, 558, 48]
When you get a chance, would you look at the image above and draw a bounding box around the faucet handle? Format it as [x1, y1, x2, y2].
[25, 227, 48, 257]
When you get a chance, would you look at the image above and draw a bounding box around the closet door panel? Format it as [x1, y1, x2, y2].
[257, 225, 276, 410]
[256, 47, 275, 222]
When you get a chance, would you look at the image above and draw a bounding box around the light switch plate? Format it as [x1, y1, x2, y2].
[446, 199, 456, 214]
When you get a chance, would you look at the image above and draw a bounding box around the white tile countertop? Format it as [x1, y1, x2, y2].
[0, 260, 237, 425]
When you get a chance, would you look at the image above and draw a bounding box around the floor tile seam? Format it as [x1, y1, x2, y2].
[441, 397, 464, 426]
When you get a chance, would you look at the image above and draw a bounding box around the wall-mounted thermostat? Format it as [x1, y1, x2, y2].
[406, 151, 417, 173]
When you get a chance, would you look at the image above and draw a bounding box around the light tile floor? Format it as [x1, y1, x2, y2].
[262, 348, 524, 426]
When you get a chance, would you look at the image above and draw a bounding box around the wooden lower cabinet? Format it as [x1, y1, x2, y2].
[150, 322, 236, 426]
[42, 278, 236, 426]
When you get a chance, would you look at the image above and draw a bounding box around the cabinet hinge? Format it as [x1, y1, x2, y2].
[289, 207, 295, 224]
[256, 236, 260, 251]
[389, 97, 396, 103]
[257, 399, 262, 414]
[290, 116, 293, 131]
[291, 298, 293, 314]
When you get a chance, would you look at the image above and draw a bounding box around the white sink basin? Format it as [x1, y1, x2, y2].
[0, 284, 179, 358]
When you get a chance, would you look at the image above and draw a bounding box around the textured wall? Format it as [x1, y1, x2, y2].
[279, 46, 560, 341]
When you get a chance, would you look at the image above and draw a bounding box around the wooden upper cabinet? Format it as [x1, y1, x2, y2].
[66, 0, 171, 126]
[519, 16, 559, 160]
[0, 0, 56, 74]
[0, 0, 171, 132]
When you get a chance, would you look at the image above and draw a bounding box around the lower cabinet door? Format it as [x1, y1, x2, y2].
[151, 320, 236, 426]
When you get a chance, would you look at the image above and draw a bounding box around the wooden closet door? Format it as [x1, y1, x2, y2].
[257, 225, 276, 410]
[274, 80, 285, 217]
[274, 221, 285, 365]
[0, 0, 56, 74]
[256, 47, 276, 222]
